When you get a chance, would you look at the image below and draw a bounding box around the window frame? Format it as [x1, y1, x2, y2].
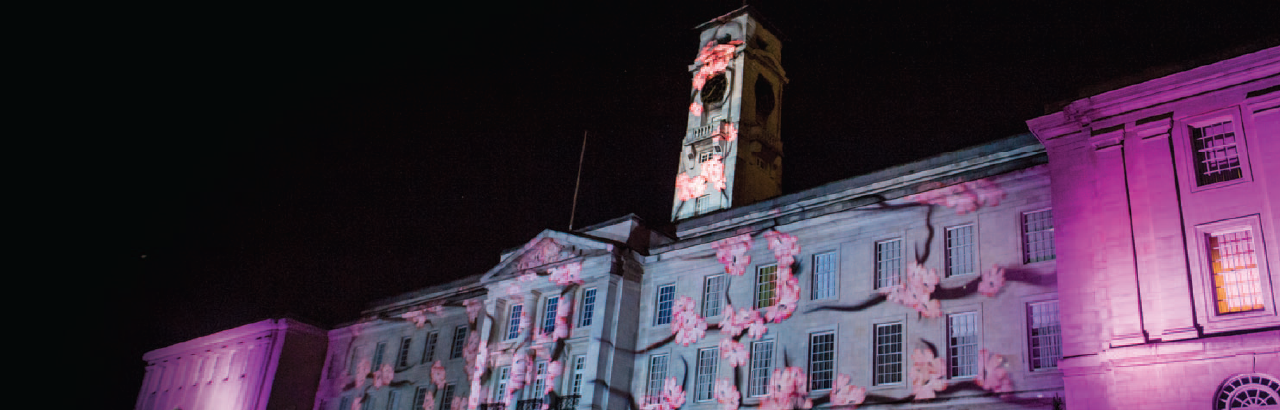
[579, 288, 597, 328]
[946, 311, 980, 379]
[396, 336, 413, 368]
[494, 366, 511, 401]
[449, 325, 467, 359]
[542, 296, 560, 335]
[386, 389, 401, 410]
[811, 251, 839, 300]
[1021, 208, 1056, 264]
[440, 383, 457, 410]
[1189, 215, 1278, 333]
[747, 339, 775, 397]
[421, 331, 439, 364]
[645, 354, 670, 404]
[1175, 107, 1254, 192]
[570, 355, 587, 396]
[754, 264, 778, 309]
[372, 342, 387, 370]
[694, 347, 720, 402]
[703, 273, 726, 318]
[654, 284, 676, 326]
[874, 238, 904, 289]
[507, 303, 524, 340]
[944, 224, 977, 278]
[872, 321, 905, 386]
[414, 386, 431, 409]
[807, 328, 836, 392]
[1025, 299, 1062, 372]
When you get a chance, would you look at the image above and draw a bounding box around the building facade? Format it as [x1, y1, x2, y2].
[1028, 46, 1280, 409]
[136, 318, 328, 410]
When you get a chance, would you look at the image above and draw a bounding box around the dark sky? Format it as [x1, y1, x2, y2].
[111, 1, 1276, 406]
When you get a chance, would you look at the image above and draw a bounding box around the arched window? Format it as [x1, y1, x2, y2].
[1216, 373, 1280, 409]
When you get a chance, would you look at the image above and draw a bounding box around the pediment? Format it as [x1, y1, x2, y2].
[481, 230, 612, 284]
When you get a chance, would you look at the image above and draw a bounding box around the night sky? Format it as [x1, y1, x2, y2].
[111, 2, 1276, 406]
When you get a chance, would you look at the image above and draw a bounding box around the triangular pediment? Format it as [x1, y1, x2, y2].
[481, 230, 613, 284]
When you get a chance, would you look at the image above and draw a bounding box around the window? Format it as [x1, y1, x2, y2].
[646, 355, 669, 404]
[532, 361, 548, 398]
[349, 349, 358, 375]
[579, 288, 597, 328]
[1190, 119, 1245, 186]
[698, 146, 723, 163]
[812, 252, 837, 300]
[340, 397, 351, 410]
[703, 274, 726, 317]
[1027, 300, 1062, 370]
[421, 332, 439, 364]
[695, 194, 712, 213]
[494, 366, 510, 401]
[440, 384, 456, 410]
[947, 312, 978, 378]
[1022, 210, 1055, 263]
[875, 239, 903, 288]
[386, 390, 401, 410]
[363, 396, 376, 410]
[372, 342, 387, 370]
[808, 331, 835, 391]
[414, 386, 431, 409]
[570, 355, 587, 395]
[450, 326, 467, 359]
[945, 225, 975, 277]
[748, 340, 774, 396]
[543, 297, 560, 335]
[507, 304, 524, 340]
[755, 264, 778, 309]
[873, 323, 904, 385]
[397, 337, 413, 367]
[1207, 226, 1266, 314]
[655, 284, 676, 325]
[695, 347, 719, 402]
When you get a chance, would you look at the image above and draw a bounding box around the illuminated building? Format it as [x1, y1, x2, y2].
[1028, 46, 1280, 409]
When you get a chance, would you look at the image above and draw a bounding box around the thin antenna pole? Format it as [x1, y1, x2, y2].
[569, 130, 588, 231]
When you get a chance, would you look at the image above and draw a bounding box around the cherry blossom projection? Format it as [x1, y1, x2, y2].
[401, 309, 430, 328]
[711, 234, 753, 276]
[548, 262, 584, 286]
[979, 265, 1007, 297]
[976, 349, 1013, 393]
[828, 374, 866, 407]
[908, 179, 1006, 215]
[719, 338, 749, 367]
[713, 122, 737, 143]
[546, 360, 564, 394]
[373, 363, 395, 389]
[464, 299, 484, 323]
[422, 390, 436, 410]
[352, 396, 363, 410]
[690, 102, 703, 116]
[880, 263, 942, 318]
[671, 296, 708, 346]
[676, 173, 708, 202]
[553, 297, 573, 341]
[451, 396, 466, 410]
[354, 359, 371, 387]
[909, 349, 947, 400]
[762, 367, 812, 410]
[714, 379, 740, 410]
[644, 377, 686, 410]
[702, 155, 726, 192]
[763, 231, 802, 322]
[691, 40, 742, 91]
[431, 361, 447, 388]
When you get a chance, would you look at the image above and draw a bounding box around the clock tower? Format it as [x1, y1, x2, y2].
[672, 6, 786, 221]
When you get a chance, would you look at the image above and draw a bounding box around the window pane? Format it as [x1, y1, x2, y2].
[1028, 301, 1062, 370]
[655, 285, 676, 325]
[1191, 120, 1244, 186]
[946, 225, 975, 277]
[703, 274, 725, 317]
[748, 340, 774, 396]
[755, 265, 778, 309]
[543, 297, 560, 335]
[440, 384, 456, 409]
[580, 288, 597, 328]
[397, 337, 413, 367]
[421, 332, 438, 364]
[1023, 210, 1056, 263]
[450, 326, 467, 359]
[646, 355, 669, 404]
[1208, 228, 1265, 314]
[507, 304, 524, 340]
[571, 355, 587, 395]
[695, 348, 719, 401]
[372, 342, 387, 369]
[809, 331, 835, 390]
[948, 312, 978, 377]
[812, 252, 837, 300]
[494, 366, 510, 401]
[874, 323, 903, 385]
[876, 240, 903, 288]
[532, 361, 548, 398]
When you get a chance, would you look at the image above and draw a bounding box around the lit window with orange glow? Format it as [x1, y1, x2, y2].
[1208, 227, 1265, 314]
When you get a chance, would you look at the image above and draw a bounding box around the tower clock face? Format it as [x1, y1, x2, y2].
[701, 74, 728, 105]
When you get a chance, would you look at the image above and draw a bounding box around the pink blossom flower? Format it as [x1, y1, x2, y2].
[719, 338, 748, 368]
[718, 305, 744, 337]
[763, 231, 801, 268]
[714, 122, 738, 143]
[534, 331, 554, 345]
[671, 296, 707, 346]
[675, 173, 709, 202]
[909, 349, 946, 400]
[691, 40, 740, 91]
[421, 390, 436, 410]
[909, 180, 1006, 215]
[976, 349, 1013, 393]
[518, 273, 538, 282]
[765, 277, 800, 323]
[546, 361, 564, 394]
[509, 355, 529, 391]
[352, 396, 363, 410]
[402, 310, 429, 328]
[690, 102, 703, 117]
[746, 316, 768, 340]
[828, 374, 866, 406]
[662, 377, 686, 409]
[354, 358, 371, 387]
[427, 305, 445, 316]
[451, 396, 466, 410]
[762, 367, 811, 410]
[702, 156, 726, 192]
[553, 317, 571, 340]
[373, 363, 394, 389]
[978, 265, 1006, 297]
[548, 262, 584, 286]
[468, 381, 485, 410]
[711, 234, 753, 276]
[880, 263, 943, 318]
[714, 379, 739, 410]
[432, 361, 447, 388]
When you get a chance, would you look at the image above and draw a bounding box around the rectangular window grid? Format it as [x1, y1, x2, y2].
[696, 195, 712, 214]
[875, 239, 903, 288]
[646, 355, 669, 404]
[945, 225, 975, 277]
[450, 326, 467, 359]
[809, 331, 835, 391]
[543, 297, 560, 335]
[571, 355, 587, 395]
[532, 361, 548, 398]
[695, 347, 719, 402]
[703, 274, 726, 317]
[948, 312, 978, 378]
[440, 384, 456, 410]
[655, 285, 676, 325]
[812, 252, 837, 300]
[755, 264, 778, 309]
[1191, 120, 1244, 186]
[372, 342, 387, 370]
[1028, 301, 1062, 370]
[397, 337, 413, 367]
[507, 304, 524, 340]
[1023, 210, 1055, 263]
[874, 323, 904, 385]
[579, 288, 597, 328]
[1209, 227, 1265, 314]
[414, 386, 430, 409]
[494, 366, 510, 401]
[387, 390, 400, 410]
[421, 332, 438, 364]
[748, 340, 775, 396]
